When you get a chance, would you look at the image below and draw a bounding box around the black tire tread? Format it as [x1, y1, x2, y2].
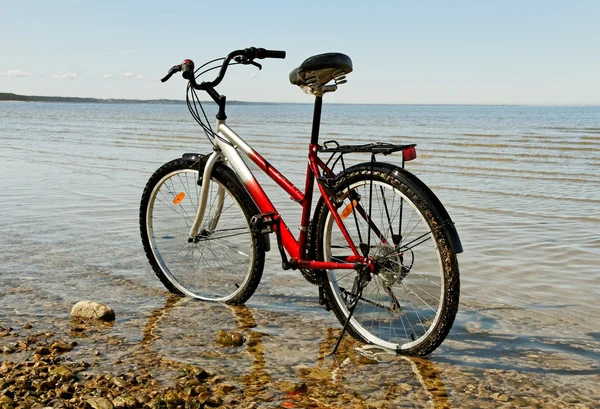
[313, 167, 460, 356]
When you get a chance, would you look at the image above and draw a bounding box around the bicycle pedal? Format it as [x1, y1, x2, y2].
[250, 212, 279, 234]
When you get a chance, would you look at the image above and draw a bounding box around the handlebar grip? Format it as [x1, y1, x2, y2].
[181, 59, 195, 80]
[256, 48, 286, 59]
[161, 72, 174, 83]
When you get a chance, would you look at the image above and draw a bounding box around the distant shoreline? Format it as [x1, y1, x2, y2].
[0, 92, 281, 105]
[0, 92, 287, 105]
[2, 92, 597, 107]
[0, 91, 184, 104]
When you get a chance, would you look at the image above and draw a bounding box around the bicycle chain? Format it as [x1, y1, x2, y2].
[342, 289, 394, 313]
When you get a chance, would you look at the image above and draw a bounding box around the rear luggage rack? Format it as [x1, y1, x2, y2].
[320, 141, 416, 155]
[319, 141, 417, 175]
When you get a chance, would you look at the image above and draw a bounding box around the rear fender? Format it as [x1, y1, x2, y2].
[324, 161, 463, 254]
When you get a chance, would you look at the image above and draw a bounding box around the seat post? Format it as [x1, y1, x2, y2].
[310, 96, 323, 145]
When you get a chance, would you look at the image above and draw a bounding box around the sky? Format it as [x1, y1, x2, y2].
[1, 0, 599, 105]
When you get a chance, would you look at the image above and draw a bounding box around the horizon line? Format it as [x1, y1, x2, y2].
[1, 92, 598, 107]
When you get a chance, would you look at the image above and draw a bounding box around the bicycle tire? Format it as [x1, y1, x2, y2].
[313, 164, 460, 356]
[140, 158, 264, 304]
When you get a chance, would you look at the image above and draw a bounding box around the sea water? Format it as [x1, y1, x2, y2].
[1, 101, 598, 404]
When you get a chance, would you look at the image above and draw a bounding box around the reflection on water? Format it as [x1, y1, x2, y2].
[128, 294, 598, 407]
[140, 296, 451, 408]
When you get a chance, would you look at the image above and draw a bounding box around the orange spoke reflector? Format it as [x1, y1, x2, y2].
[340, 199, 358, 220]
[173, 192, 185, 205]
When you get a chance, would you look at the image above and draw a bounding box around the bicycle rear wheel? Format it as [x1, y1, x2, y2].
[314, 165, 460, 356]
[140, 158, 264, 304]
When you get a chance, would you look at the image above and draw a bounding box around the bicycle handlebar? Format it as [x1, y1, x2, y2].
[181, 59, 194, 80]
[256, 48, 286, 59]
[162, 47, 286, 90]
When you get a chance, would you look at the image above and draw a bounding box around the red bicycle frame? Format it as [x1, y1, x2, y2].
[210, 119, 366, 271]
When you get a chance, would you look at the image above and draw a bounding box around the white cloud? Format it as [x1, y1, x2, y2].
[54, 72, 80, 79]
[0, 69, 32, 77]
[123, 72, 150, 80]
[103, 73, 113, 79]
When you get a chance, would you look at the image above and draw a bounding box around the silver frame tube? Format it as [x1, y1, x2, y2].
[187, 120, 260, 240]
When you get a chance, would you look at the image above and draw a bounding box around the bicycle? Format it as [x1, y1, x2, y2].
[139, 47, 463, 356]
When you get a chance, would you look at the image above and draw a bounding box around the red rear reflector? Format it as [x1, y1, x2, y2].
[403, 146, 417, 162]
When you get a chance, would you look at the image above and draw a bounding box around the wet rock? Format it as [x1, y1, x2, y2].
[219, 383, 236, 393]
[186, 366, 209, 380]
[163, 390, 183, 406]
[136, 394, 151, 405]
[87, 397, 115, 409]
[145, 396, 166, 409]
[300, 367, 331, 381]
[197, 391, 212, 404]
[399, 383, 413, 392]
[23, 323, 32, 329]
[35, 346, 51, 356]
[492, 392, 510, 402]
[50, 341, 76, 353]
[112, 395, 137, 408]
[180, 385, 195, 398]
[205, 395, 223, 407]
[111, 376, 128, 389]
[280, 381, 308, 394]
[49, 365, 74, 381]
[71, 301, 115, 321]
[223, 395, 241, 406]
[194, 385, 209, 395]
[215, 329, 244, 347]
[58, 383, 75, 399]
[0, 362, 12, 374]
[2, 345, 15, 354]
[15, 340, 27, 350]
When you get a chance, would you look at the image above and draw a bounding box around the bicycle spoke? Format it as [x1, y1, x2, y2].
[143, 163, 261, 303]
[321, 172, 456, 353]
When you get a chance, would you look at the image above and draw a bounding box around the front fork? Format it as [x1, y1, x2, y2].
[187, 151, 223, 242]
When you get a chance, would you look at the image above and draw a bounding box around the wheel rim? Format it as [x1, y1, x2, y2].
[146, 168, 254, 301]
[324, 180, 445, 351]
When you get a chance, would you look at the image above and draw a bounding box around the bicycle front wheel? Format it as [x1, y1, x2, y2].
[314, 165, 460, 356]
[140, 158, 264, 304]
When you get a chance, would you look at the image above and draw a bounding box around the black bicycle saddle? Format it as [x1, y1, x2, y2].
[289, 53, 353, 87]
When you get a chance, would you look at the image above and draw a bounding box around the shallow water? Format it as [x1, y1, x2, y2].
[1, 101, 599, 406]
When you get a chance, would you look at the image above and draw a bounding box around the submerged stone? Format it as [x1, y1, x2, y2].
[215, 330, 244, 347]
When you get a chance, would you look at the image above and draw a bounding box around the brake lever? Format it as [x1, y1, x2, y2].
[234, 56, 262, 70]
[161, 64, 182, 83]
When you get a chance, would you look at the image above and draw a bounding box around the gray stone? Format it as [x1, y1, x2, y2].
[71, 301, 115, 321]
